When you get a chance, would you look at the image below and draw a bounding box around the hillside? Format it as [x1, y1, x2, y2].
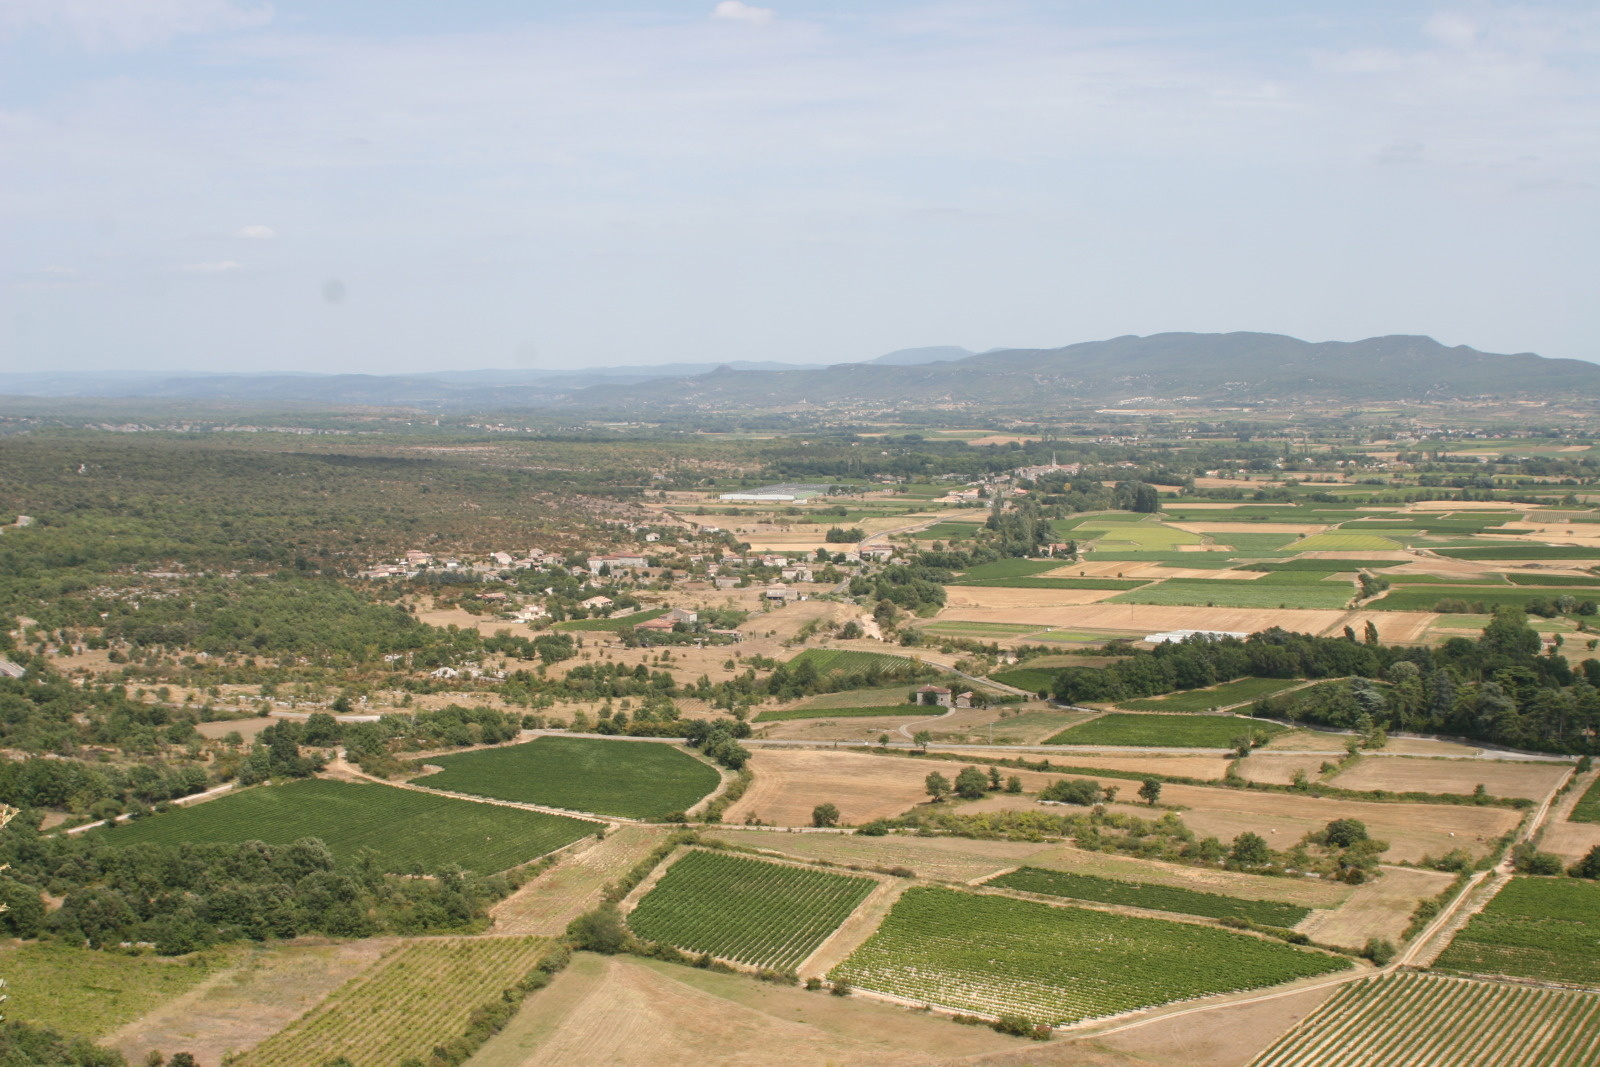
[561, 333, 1600, 412]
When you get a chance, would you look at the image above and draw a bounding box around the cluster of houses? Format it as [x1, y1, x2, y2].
[359, 547, 551, 580]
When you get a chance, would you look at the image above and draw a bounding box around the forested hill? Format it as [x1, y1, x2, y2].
[560, 333, 1600, 412]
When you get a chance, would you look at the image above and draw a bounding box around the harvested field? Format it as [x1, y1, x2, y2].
[465, 952, 1016, 1067]
[726, 750, 1054, 827]
[1296, 866, 1455, 950]
[108, 941, 393, 1067]
[1329, 756, 1571, 801]
[1323, 610, 1438, 643]
[1168, 522, 1328, 535]
[1086, 982, 1340, 1067]
[1022, 752, 1232, 781]
[967, 783, 1521, 863]
[1541, 821, 1600, 863]
[943, 586, 1125, 611]
[1235, 753, 1331, 786]
[492, 825, 668, 936]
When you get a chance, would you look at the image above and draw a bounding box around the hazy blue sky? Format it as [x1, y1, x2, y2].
[2, 1, 1595, 373]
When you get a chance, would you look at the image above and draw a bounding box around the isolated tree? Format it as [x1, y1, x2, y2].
[1364, 620, 1380, 645]
[1005, 774, 1023, 794]
[1323, 818, 1368, 848]
[987, 766, 1002, 790]
[924, 771, 951, 802]
[878, 733, 890, 749]
[912, 730, 932, 753]
[567, 905, 630, 954]
[1362, 938, 1396, 966]
[1137, 777, 1162, 806]
[811, 803, 840, 828]
[954, 766, 988, 800]
[1229, 832, 1271, 868]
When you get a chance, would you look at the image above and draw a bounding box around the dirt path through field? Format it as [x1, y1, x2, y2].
[491, 825, 667, 936]
[798, 877, 909, 980]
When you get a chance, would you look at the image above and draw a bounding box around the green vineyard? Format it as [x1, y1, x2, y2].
[98, 779, 597, 873]
[1046, 712, 1286, 748]
[1252, 972, 1600, 1066]
[417, 736, 721, 819]
[626, 850, 876, 971]
[236, 937, 555, 1067]
[984, 867, 1311, 927]
[1434, 877, 1600, 987]
[831, 886, 1348, 1025]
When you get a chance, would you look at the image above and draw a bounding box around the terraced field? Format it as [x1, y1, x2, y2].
[416, 737, 720, 819]
[98, 779, 596, 872]
[831, 887, 1348, 1025]
[627, 850, 876, 971]
[1434, 877, 1600, 987]
[236, 937, 554, 1067]
[1252, 972, 1600, 1067]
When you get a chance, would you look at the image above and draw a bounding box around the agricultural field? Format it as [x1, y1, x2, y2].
[955, 576, 1149, 589]
[0, 941, 236, 1039]
[1047, 712, 1286, 747]
[1434, 877, 1600, 987]
[1252, 972, 1600, 1067]
[784, 648, 920, 677]
[1435, 546, 1600, 560]
[950, 559, 1065, 581]
[830, 887, 1349, 1024]
[552, 608, 668, 631]
[1108, 576, 1355, 609]
[626, 850, 876, 970]
[1328, 755, 1571, 801]
[755, 704, 928, 721]
[416, 736, 721, 819]
[912, 520, 985, 541]
[1573, 775, 1600, 822]
[988, 666, 1060, 693]
[1283, 532, 1403, 551]
[98, 779, 596, 873]
[1080, 521, 1205, 550]
[983, 867, 1311, 926]
[1117, 677, 1303, 712]
[917, 620, 1049, 637]
[235, 937, 554, 1067]
[1373, 585, 1600, 612]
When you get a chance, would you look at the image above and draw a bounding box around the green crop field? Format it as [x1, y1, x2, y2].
[1244, 559, 1404, 572]
[552, 608, 668, 631]
[627, 850, 875, 970]
[984, 867, 1310, 927]
[0, 941, 235, 1039]
[1254, 971, 1600, 1067]
[1436, 546, 1600, 560]
[1117, 677, 1301, 712]
[1506, 573, 1600, 586]
[416, 737, 720, 820]
[1434, 877, 1600, 987]
[1082, 522, 1203, 550]
[1208, 532, 1302, 554]
[1287, 532, 1403, 552]
[955, 576, 1148, 590]
[1571, 775, 1600, 823]
[237, 937, 554, 1067]
[1107, 578, 1354, 609]
[1372, 586, 1600, 612]
[990, 667, 1060, 694]
[1047, 713, 1285, 747]
[786, 648, 919, 676]
[1085, 552, 1238, 566]
[756, 704, 929, 722]
[1038, 629, 1132, 642]
[98, 779, 596, 873]
[830, 887, 1346, 1025]
[914, 521, 984, 540]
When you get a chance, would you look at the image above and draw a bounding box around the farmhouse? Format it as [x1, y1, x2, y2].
[587, 553, 649, 575]
[580, 595, 614, 612]
[915, 685, 952, 707]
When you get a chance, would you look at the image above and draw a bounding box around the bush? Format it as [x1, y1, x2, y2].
[830, 980, 853, 997]
[566, 905, 631, 954]
[1363, 937, 1396, 966]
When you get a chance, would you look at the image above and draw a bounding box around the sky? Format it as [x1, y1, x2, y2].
[1, 0, 1596, 374]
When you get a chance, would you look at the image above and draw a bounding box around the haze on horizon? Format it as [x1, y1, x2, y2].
[2, 0, 1596, 376]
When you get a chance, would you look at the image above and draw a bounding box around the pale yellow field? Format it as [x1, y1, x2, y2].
[1168, 522, 1329, 536]
[1297, 866, 1456, 949]
[1329, 756, 1571, 801]
[943, 586, 1125, 610]
[937, 602, 1352, 635]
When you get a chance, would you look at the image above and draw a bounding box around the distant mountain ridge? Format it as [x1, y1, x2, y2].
[559, 333, 1600, 411]
[2, 332, 1591, 411]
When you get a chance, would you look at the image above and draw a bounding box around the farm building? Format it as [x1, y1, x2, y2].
[1144, 629, 1250, 644]
[915, 685, 952, 707]
[717, 483, 830, 502]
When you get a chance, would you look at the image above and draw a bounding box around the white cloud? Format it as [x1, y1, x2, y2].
[0, 0, 272, 50]
[181, 260, 241, 273]
[235, 224, 276, 239]
[711, 2, 774, 27]
[15, 265, 81, 281]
